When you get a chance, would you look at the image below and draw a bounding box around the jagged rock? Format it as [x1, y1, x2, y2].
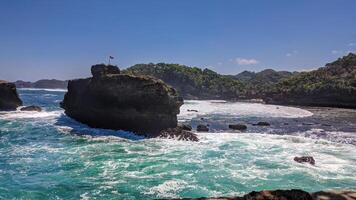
[61, 64, 183, 137]
[294, 156, 315, 165]
[197, 124, 209, 132]
[229, 124, 247, 131]
[159, 127, 198, 141]
[254, 122, 270, 126]
[0, 80, 22, 111]
[178, 124, 192, 131]
[20, 105, 42, 112]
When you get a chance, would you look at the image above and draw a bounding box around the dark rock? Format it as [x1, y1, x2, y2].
[254, 122, 270, 126]
[91, 64, 120, 78]
[244, 189, 312, 200]
[61, 64, 183, 137]
[197, 124, 209, 132]
[229, 124, 247, 131]
[0, 80, 22, 111]
[187, 109, 198, 112]
[178, 124, 192, 131]
[20, 105, 42, 112]
[159, 127, 199, 141]
[294, 156, 315, 165]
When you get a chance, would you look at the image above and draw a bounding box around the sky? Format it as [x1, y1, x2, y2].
[0, 0, 356, 81]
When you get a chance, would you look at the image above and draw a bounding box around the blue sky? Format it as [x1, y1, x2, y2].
[0, 0, 355, 81]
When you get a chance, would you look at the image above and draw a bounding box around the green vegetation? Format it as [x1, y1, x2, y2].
[124, 53, 356, 107]
[124, 63, 244, 99]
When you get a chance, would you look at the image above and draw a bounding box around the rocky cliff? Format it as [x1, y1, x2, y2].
[0, 80, 23, 111]
[60, 64, 184, 137]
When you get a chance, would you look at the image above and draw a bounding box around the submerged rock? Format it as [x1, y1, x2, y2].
[0, 80, 22, 111]
[196, 124, 209, 132]
[159, 127, 198, 141]
[61, 64, 183, 137]
[294, 156, 315, 165]
[229, 124, 247, 131]
[254, 121, 271, 126]
[20, 105, 42, 112]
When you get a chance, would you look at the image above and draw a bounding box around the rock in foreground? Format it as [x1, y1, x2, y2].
[0, 80, 22, 111]
[61, 64, 183, 137]
[168, 189, 356, 200]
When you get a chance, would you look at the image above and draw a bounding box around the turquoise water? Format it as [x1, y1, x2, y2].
[0, 89, 355, 199]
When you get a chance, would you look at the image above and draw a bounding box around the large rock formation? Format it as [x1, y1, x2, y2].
[0, 80, 23, 111]
[60, 64, 184, 137]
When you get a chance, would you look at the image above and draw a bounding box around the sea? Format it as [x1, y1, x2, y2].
[0, 88, 355, 199]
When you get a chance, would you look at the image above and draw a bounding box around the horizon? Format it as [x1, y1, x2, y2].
[1, 0, 356, 81]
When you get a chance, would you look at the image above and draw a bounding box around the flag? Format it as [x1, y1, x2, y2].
[109, 56, 114, 59]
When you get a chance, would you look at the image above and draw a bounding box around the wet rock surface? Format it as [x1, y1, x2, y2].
[294, 156, 315, 165]
[197, 124, 209, 132]
[20, 105, 42, 112]
[0, 80, 22, 111]
[159, 127, 198, 141]
[228, 124, 247, 131]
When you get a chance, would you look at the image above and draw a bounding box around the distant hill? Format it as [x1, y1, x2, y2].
[14, 79, 68, 89]
[265, 53, 356, 108]
[231, 69, 298, 98]
[124, 63, 244, 100]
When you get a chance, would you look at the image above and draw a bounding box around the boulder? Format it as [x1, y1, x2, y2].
[20, 105, 42, 112]
[254, 121, 270, 126]
[197, 124, 209, 132]
[159, 127, 198, 141]
[294, 156, 315, 165]
[0, 80, 22, 111]
[61, 64, 183, 137]
[229, 124, 247, 131]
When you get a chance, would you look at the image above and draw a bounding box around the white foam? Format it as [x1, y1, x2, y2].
[178, 100, 313, 121]
[0, 110, 63, 120]
[145, 180, 188, 198]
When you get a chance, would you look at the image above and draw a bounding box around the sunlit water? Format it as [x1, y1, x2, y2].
[0, 89, 355, 199]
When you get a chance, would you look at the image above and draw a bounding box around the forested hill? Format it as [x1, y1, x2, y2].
[265, 53, 356, 108]
[125, 53, 356, 108]
[124, 63, 244, 100]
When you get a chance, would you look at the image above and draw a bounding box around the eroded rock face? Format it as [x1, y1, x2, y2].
[0, 80, 22, 111]
[61, 64, 183, 137]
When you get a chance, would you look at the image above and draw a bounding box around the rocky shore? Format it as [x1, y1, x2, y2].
[166, 189, 356, 200]
[0, 80, 22, 111]
[61, 64, 198, 139]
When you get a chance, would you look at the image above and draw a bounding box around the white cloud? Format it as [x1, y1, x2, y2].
[235, 58, 259, 65]
[286, 50, 298, 57]
[331, 50, 342, 54]
[348, 42, 355, 47]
